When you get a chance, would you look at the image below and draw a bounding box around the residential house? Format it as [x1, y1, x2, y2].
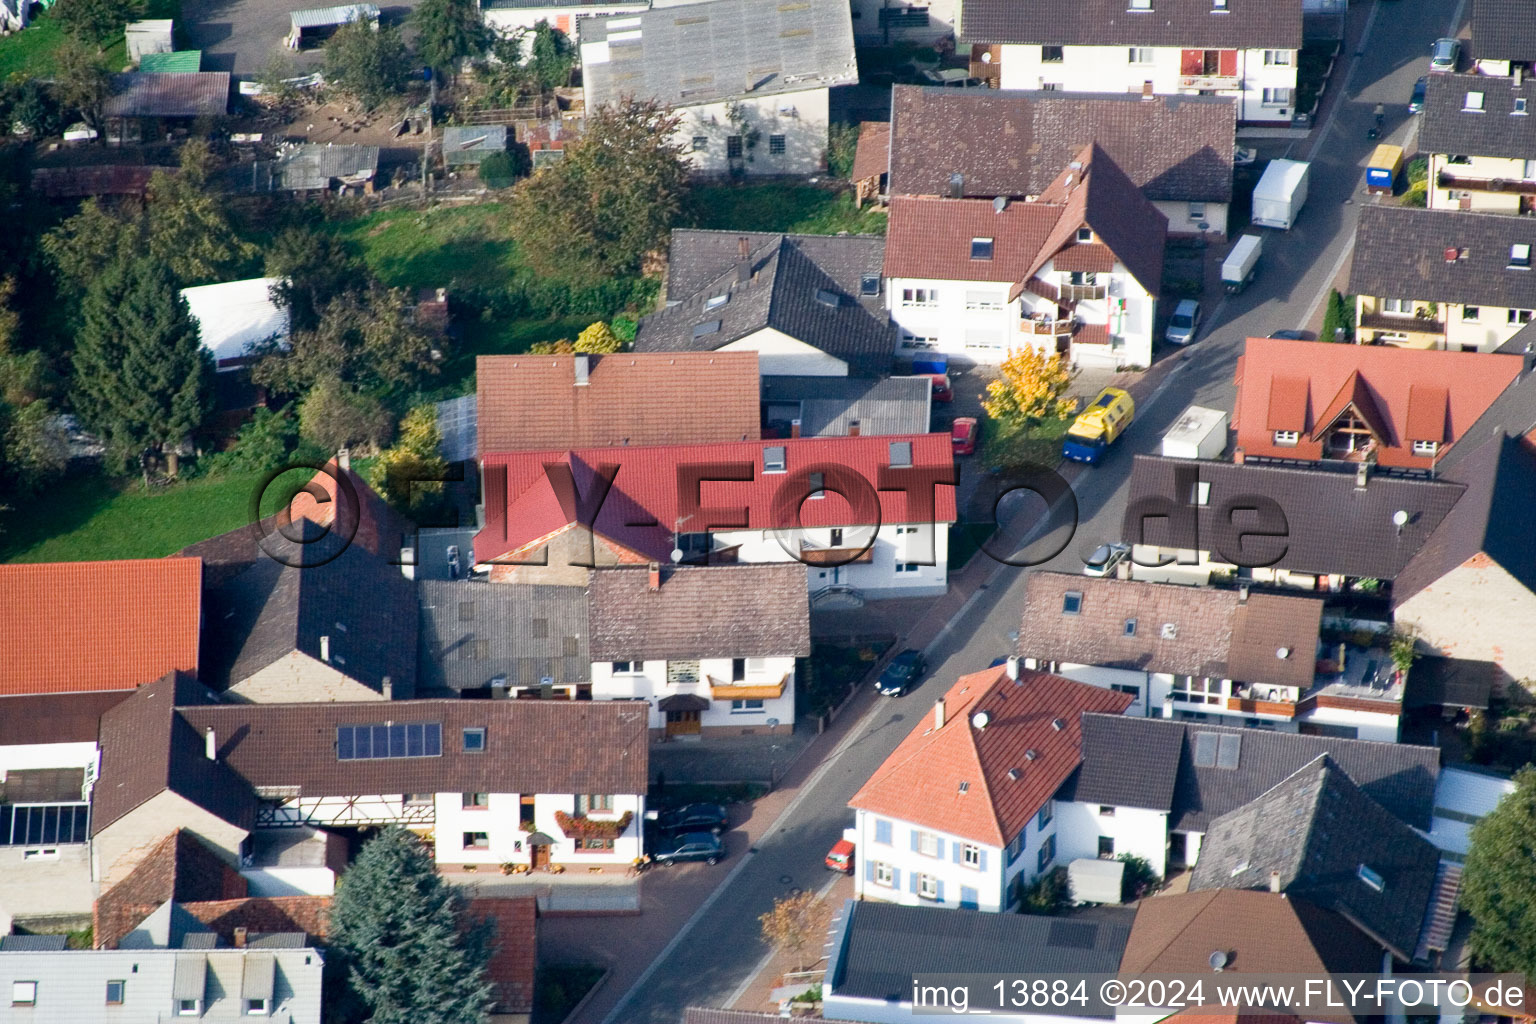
[474, 434, 957, 603]
[636, 231, 892, 377]
[179, 278, 290, 372]
[958, 0, 1302, 126]
[93, 830, 258, 949]
[1348, 206, 1536, 351]
[0, 559, 201, 698]
[577, 0, 857, 176]
[478, 0, 647, 50]
[760, 375, 932, 438]
[587, 563, 809, 738]
[1392, 430, 1536, 697]
[822, 898, 1133, 1023]
[848, 664, 1134, 913]
[1058, 713, 1440, 878]
[1230, 337, 1523, 469]
[475, 351, 761, 454]
[0, 940, 324, 1022]
[1468, 0, 1536, 74]
[883, 86, 1237, 237]
[1016, 573, 1404, 741]
[176, 698, 649, 871]
[175, 461, 420, 702]
[1121, 453, 1466, 593]
[1187, 755, 1441, 963]
[417, 581, 590, 699]
[883, 144, 1166, 369]
[1419, 73, 1536, 214]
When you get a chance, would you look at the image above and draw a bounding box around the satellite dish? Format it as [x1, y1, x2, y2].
[1276, 647, 1290, 660]
[1392, 510, 1409, 527]
[670, 548, 685, 563]
[971, 711, 991, 730]
[1209, 951, 1228, 972]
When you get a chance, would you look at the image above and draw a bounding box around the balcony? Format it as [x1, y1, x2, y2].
[708, 673, 790, 701]
[1179, 74, 1241, 91]
[1437, 171, 1536, 195]
[1060, 284, 1107, 301]
[1021, 316, 1074, 336]
[1226, 695, 1299, 718]
[1358, 310, 1444, 335]
[799, 541, 874, 565]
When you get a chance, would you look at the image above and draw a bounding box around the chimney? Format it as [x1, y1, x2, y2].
[1268, 870, 1283, 893]
[204, 728, 217, 762]
[738, 236, 750, 260]
[435, 287, 447, 303]
[848, 419, 861, 437]
[1238, 583, 1250, 603]
[648, 563, 661, 591]
[949, 172, 964, 198]
[1233, 447, 1245, 465]
[320, 635, 331, 663]
[233, 927, 248, 949]
[1006, 656, 1021, 681]
[934, 698, 946, 729]
[1355, 462, 1370, 490]
[1142, 80, 1155, 99]
[1517, 65, 1525, 86]
[573, 354, 590, 386]
[382, 675, 393, 700]
[790, 419, 802, 438]
[337, 448, 351, 471]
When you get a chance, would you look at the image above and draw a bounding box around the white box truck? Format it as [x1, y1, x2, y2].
[1161, 404, 1229, 460]
[1222, 234, 1262, 293]
[1251, 159, 1310, 230]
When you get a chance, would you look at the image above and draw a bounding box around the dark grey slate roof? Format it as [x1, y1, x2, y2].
[1431, 359, 1536, 477]
[1404, 656, 1496, 710]
[1066, 714, 1441, 832]
[761, 375, 931, 437]
[829, 899, 1133, 1005]
[1122, 454, 1466, 580]
[588, 564, 811, 661]
[639, 230, 893, 376]
[1348, 204, 1536, 310]
[442, 125, 508, 166]
[887, 86, 1236, 203]
[417, 580, 590, 693]
[959, 0, 1301, 48]
[1188, 755, 1442, 961]
[0, 936, 68, 951]
[1419, 73, 1536, 160]
[1470, 0, 1536, 63]
[436, 394, 477, 463]
[579, 0, 857, 109]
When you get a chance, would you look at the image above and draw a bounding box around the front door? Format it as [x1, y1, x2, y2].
[531, 844, 551, 870]
[666, 710, 702, 736]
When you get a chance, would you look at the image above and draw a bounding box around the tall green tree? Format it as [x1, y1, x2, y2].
[0, 278, 67, 499]
[1463, 766, 1536, 976]
[53, 39, 112, 129]
[411, 0, 488, 86]
[523, 19, 574, 90]
[327, 828, 494, 1024]
[508, 98, 688, 280]
[54, 0, 145, 50]
[324, 19, 412, 111]
[263, 227, 367, 332]
[252, 286, 439, 397]
[70, 257, 211, 475]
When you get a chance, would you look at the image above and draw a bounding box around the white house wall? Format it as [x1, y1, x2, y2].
[431, 792, 644, 867]
[1151, 199, 1230, 239]
[674, 90, 832, 177]
[1039, 663, 1152, 717]
[240, 866, 336, 897]
[720, 327, 848, 376]
[1055, 801, 1170, 878]
[1300, 704, 1399, 743]
[716, 523, 949, 598]
[995, 44, 1297, 124]
[589, 656, 798, 733]
[853, 809, 1007, 911]
[0, 742, 98, 776]
[482, 3, 647, 49]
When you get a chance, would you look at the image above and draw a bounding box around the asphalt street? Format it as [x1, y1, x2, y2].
[605, 2, 1465, 1019]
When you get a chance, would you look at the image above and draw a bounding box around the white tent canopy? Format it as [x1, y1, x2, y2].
[180, 277, 290, 370]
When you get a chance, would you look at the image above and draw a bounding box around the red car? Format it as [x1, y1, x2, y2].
[929, 375, 954, 402]
[951, 417, 978, 455]
[826, 838, 855, 873]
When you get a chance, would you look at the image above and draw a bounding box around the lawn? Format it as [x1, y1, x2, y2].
[330, 203, 524, 293]
[684, 183, 887, 235]
[0, 0, 178, 81]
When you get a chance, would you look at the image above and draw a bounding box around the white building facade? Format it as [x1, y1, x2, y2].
[671, 90, 835, 178]
[713, 522, 949, 599]
[591, 656, 798, 738]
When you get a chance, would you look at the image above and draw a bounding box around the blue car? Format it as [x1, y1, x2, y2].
[878, 649, 926, 696]
[1409, 77, 1427, 114]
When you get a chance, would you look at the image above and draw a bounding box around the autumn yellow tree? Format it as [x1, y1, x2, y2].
[758, 891, 833, 972]
[369, 405, 447, 515]
[574, 321, 624, 354]
[981, 346, 1075, 433]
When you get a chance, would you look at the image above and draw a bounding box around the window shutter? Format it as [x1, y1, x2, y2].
[979, 849, 988, 872]
[935, 879, 945, 903]
[911, 830, 920, 852]
[952, 843, 962, 865]
[875, 819, 892, 845]
[910, 871, 919, 894]
[961, 886, 978, 909]
[934, 838, 944, 860]
[865, 859, 875, 883]
[1218, 49, 1237, 76]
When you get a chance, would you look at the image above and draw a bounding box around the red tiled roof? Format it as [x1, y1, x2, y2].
[848, 667, 1132, 846]
[466, 897, 537, 1014]
[476, 434, 957, 564]
[1310, 370, 1389, 444]
[1233, 339, 1523, 468]
[184, 895, 331, 944]
[0, 559, 201, 696]
[94, 830, 249, 948]
[475, 352, 761, 453]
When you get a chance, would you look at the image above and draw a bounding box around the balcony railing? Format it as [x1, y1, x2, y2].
[708, 673, 790, 700]
[799, 542, 874, 564]
[1358, 311, 1445, 334]
[1437, 171, 1536, 195]
[1179, 74, 1241, 90]
[1022, 317, 1074, 336]
[1059, 284, 1107, 301]
[1226, 696, 1299, 718]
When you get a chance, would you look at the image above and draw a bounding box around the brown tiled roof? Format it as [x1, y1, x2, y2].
[588, 564, 811, 661]
[1348, 204, 1536, 312]
[94, 830, 249, 949]
[183, 896, 331, 945]
[92, 672, 257, 837]
[1018, 573, 1322, 689]
[850, 120, 891, 184]
[475, 352, 761, 453]
[102, 72, 229, 117]
[0, 558, 201, 696]
[176, 698, 649, 798]
[466, 897, 537, 1014]
[1232, 338, 1523, 469]
[0, 691, 131, 745]
[959, 0, 1302, 49]
[887, 86, 1235, 203]
[848, 666, 1132, 846]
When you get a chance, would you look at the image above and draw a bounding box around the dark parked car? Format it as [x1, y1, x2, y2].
[878, 649, 926, 696]
[652, 832, 725, 866]
[649, 803, 728, 835]
[1409, 76, 1427, 114]
[1267, 330, 1310, 340]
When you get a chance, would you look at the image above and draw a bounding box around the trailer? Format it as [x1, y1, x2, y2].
[1068, 858, 1125, 905]
[1221, 234, 1262, 294]
[1251, 159, 1310, 230]
[910, 353, 948, 377]
[1161, 405, 1229, 460]
[1366, 143, 1404, 195]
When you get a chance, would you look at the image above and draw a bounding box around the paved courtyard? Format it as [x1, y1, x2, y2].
[177, 0, 425, 77]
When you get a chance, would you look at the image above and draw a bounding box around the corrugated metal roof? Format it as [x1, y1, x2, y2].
[290, 3, 378, 28]
[442, 124, 507, 165]
[103, 72, 230, 118]
[139, 50, 202, 72]
[272, 144, 380, 190]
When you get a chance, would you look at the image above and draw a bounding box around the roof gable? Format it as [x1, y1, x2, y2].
[95, 830, 249, 949]
[1310, 371, 1390, 445]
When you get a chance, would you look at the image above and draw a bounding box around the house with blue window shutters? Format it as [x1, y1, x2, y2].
[847, 662, 1133, 912]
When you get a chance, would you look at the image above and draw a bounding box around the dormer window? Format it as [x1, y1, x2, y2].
[971, 237, 995, 260]
[888, 441, 912, 468]
[1076, 227, 1093, 242]
[1511, 244, 1532, 269]
[1412, 440, 1439, 456]
[860, 273, 880, 296]
[1464, 91, 1485, 111]
[763, 445, 786, 473]
[1515, 98, 1529, 115]
[1129, 0, 1151, 9]
[1212, 0, 1227, 9]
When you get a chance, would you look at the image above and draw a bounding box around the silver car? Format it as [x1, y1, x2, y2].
[1430, 38, 1460, 73]
[1165, 299, 1201, 345]
[1084, 543, 1131, 578]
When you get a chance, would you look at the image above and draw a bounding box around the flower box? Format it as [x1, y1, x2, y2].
[553, 810, 633, 840]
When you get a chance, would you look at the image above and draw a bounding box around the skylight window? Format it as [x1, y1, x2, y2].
[1357, 863, 1384, 892]
[692, 319, 722, 338]
[1124, 618, 1137, 636]
[860, 273, 880, 296]
[705, 294, 729, 310]
[889, 441, 912, 468]
[1511, 244, 1532, 269]
[971, 237, 995, 260]
[1077, 227, 1093, 242]
[763, 445, 787, 473]
[1063, 591, 1083, 615]
[337, 722, 443, 760]
[1516, 98, 1529, 115]
[1464, 91, 1485, 111]
[815, 289, 840, 308]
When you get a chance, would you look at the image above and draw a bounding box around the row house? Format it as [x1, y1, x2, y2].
[474, 434, 957, 605]
[578, 0, 857, 177]
[958, 0, 1302, 126]
[883, 143, 1166, 369]
[1061, 712, 1440, 881]
[1420, 72, 1536, 215]
[1348, 206, 1536, 353]
[847, 664, 1134, 913]
[588, 564, 809, 738]
[1017, 572, 1404, 742]
[1468, 0, 1536, 76]
[1230, 337, 1521, 470]
[880, 85, 1237, 237]
[636, 230, 893, 377]
[417, 581, 592, 699]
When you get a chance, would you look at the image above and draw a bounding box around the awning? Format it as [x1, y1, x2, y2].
[242, 952, 275, 1003]
[172, 954, 206, 1001]
[658, 694, 710, 713]
[526, 832, 555, 846]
